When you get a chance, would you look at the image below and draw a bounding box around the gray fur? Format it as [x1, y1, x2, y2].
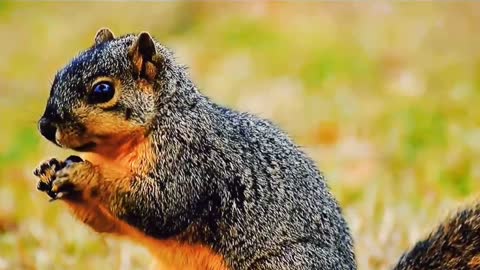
[46, 32, 357, 270]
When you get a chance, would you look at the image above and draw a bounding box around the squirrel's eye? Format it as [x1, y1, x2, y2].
[90, 82, 115, 104]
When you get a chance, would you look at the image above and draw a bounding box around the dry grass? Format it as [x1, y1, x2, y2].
[2, 2, 480, 269]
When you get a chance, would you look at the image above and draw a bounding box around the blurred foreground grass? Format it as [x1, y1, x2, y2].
[1, 2, 480, 270]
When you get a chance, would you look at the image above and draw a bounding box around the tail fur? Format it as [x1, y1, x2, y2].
[393, 203, 480, 270]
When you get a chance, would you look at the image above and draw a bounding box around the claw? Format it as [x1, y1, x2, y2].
[33, 158, 63, 178]
[37, 181, 50, 191]
[46, 190, 58, 200]
[39, 163, 50, 173]
[56, 192, 66, 199]
[48, 158, 61, 167]
[49, 191, 67, 202]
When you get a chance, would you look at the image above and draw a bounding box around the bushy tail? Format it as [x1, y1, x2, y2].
[393, 203, 480, 270]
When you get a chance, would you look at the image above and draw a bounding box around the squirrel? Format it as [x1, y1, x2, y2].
[32, 28, 480, 270]
[33, 28, 356, 270]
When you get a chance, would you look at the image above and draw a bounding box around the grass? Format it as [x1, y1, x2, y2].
[1, 2, 480, 269]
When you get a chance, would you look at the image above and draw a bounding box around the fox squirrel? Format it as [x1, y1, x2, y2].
[32, 28, 480, 270]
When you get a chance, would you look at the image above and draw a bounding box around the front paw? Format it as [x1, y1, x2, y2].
[33, 158, 66, 199]
[33, 155, 84, 200]
[51, 158, 96, 200]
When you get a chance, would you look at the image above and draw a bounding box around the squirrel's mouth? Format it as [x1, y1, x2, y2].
[72, 142, 97, 152]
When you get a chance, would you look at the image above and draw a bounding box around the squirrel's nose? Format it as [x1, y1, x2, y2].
[38, 117, 57, 143]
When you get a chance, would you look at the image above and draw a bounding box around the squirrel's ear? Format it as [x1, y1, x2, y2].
[128, 32, 161, 81]
[94, 28, 115, 46]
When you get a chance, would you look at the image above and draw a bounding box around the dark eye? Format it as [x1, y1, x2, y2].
[89, 82, 115, 103]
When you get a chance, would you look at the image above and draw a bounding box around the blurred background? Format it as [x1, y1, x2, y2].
[1, 2, 480, 270]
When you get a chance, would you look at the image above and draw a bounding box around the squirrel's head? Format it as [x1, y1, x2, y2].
[38, 28, 170, 153]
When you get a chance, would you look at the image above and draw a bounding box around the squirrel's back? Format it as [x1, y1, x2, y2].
[147, 92, 358, 269]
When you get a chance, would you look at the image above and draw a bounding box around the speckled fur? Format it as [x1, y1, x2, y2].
[38, 30, 356, 269]
[394, 203, 480, 270]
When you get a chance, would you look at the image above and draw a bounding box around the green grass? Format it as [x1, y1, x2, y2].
[1, 2, 480, 270]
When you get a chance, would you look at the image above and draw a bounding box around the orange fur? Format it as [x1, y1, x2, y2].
[469, 255, 480, 267]
[64, 197, 228, 270]
[59, 133, 229, 270]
